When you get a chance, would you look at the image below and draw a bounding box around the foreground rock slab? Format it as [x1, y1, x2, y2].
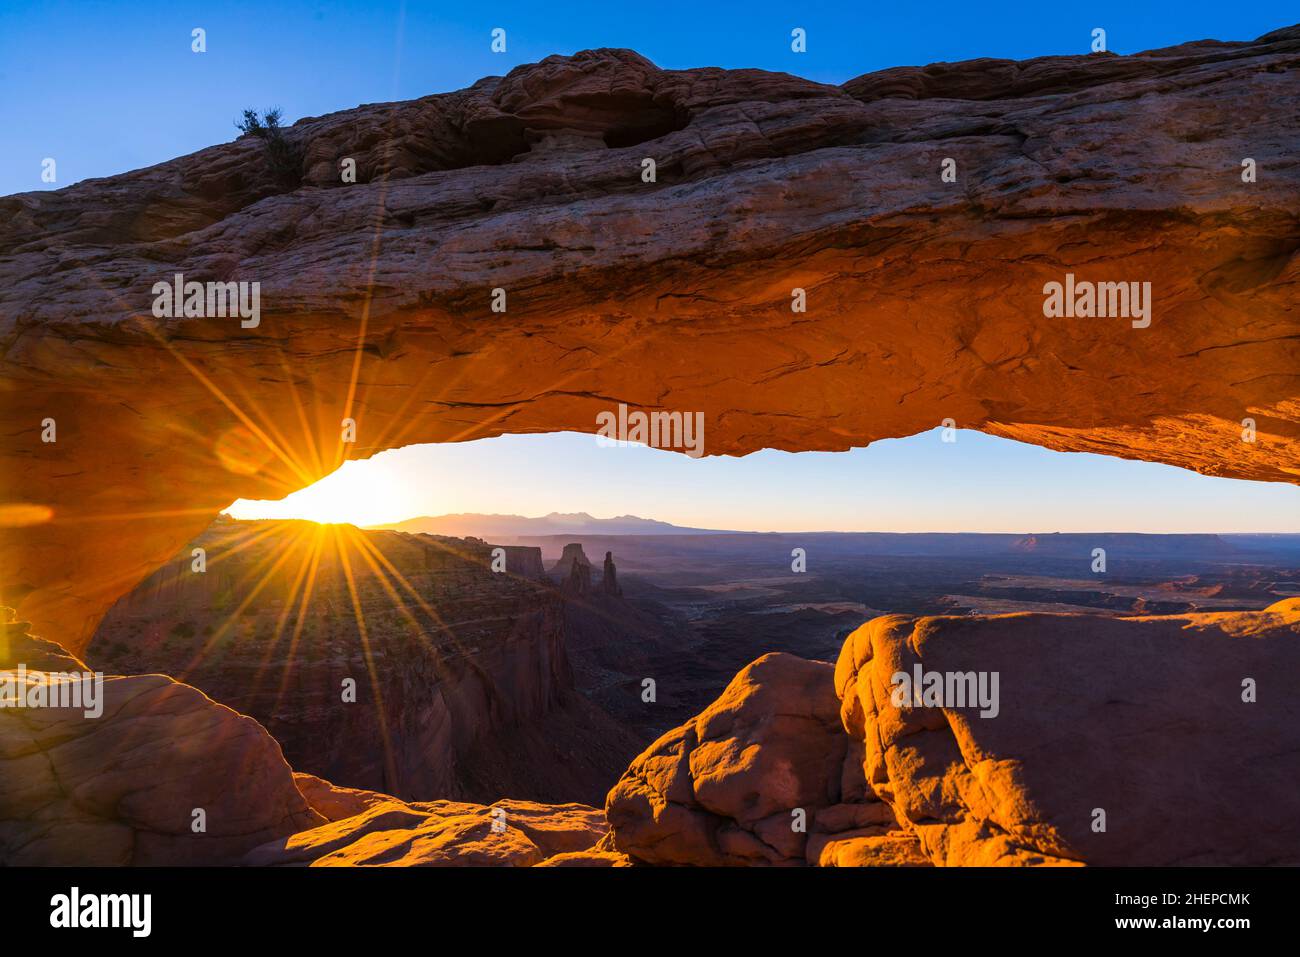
[249, 784, 613, 866]
[835, 598, 1300, 865]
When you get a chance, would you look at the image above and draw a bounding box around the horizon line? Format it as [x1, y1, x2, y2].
[218, 514, 1300, 537]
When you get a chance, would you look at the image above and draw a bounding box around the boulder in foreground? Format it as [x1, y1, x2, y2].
[0, 609, 322, 865]
[605, 651, 922, 865]
[836, 598, 1300, 865]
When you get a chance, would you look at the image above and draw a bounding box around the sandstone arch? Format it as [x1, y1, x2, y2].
[2, 30, 1298, 653]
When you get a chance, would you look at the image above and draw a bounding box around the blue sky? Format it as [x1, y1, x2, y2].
[4, 1, 1296, 532]
[3, 0, 1292, 196]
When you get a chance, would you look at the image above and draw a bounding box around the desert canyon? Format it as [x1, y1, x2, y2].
[2, 25, 1299, 868]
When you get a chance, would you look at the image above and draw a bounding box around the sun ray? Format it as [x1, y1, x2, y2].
[333, 526, 402, 793]
[40, 255, 320, 499]
[276, 347, 327, 479]
[246, 529, 320, 697]
[134, 319, 317, 492]
[342, 526, 469, 656]
[75, 520, 298, 618]
[346, 527, 462, 638]
[269, 529, 327, 714]
[175, 523, 314, 680]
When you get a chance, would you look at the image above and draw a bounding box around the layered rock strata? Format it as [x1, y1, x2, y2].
[88, 521, 591, 802]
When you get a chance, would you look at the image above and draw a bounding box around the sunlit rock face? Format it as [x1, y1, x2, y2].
[835, 598, 1300, 865]
[2, 30, 1298, 652]
[248, 776, 618, 867]
[605, 652, 926, 866]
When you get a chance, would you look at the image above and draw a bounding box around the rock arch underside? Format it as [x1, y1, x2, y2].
[1, 28, 1298, 867]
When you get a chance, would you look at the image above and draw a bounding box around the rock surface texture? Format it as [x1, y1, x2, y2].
[247, 790, 614, 867]
[2, 31, 1298, 652]
[0, 609, 324, 865]
[834, 598, 1300, 866]
[605, 652, 925, 865]
[8, 598, 1300, 866]
[1, 606, 621, 866]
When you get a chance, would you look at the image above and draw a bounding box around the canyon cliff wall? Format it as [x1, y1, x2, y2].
[89, 522, 578, 802]
[502, 545, 547, 579]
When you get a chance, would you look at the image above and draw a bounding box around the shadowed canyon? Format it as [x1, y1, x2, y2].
[2, 25, 1300, 870]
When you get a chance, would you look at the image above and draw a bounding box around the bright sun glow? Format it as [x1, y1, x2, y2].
[232, 458, 421, 527]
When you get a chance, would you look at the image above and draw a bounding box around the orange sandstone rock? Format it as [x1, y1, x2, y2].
[245, 792, 609, 867]
[605, 652, 885, 865]
[834, 599, 1300, 865]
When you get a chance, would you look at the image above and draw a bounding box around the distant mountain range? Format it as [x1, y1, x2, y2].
[365, 513, 1300, 560]
[370, 512, 723, 539]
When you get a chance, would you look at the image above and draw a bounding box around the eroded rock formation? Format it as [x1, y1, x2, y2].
[2, 30, 1298, 651]
[552, 543, 593, 596]
[248, 780, 616, 866]
[601, 551, 622, 597]
[835, 598, 1300, 866]
[502, 545, 547, 580]
[606, 600, 1300, 866]
[605, 652, 925, 865]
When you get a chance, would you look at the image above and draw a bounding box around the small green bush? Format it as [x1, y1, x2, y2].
[236, 107, 302, 187]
